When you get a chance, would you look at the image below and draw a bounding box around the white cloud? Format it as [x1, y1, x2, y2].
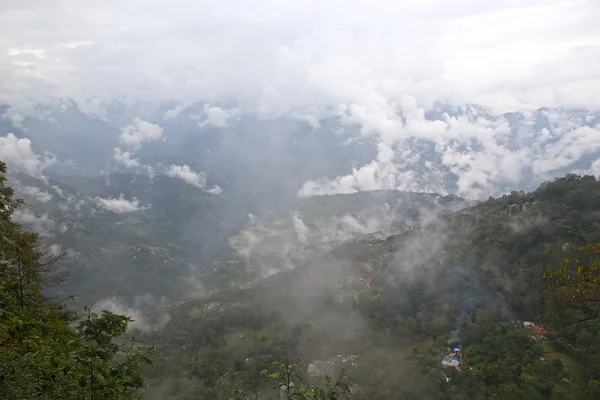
[1, 1, 600, 198]
[95, 194, 148, 214]
[590, 159, 600, 177]
[48, 243, 63, 256]
[199, 104, 238, 128]
[300, 105, 600, 199]
[19, 185, 53, 203]
[0, 133, 54, 178]
[292, 211, 308, 244]
[0, 0, 598, 118]
[113, 147, 141, 168]
[51, 185, 65, 198]
[163, 104, 188, 120]
[119, 118, 163, 149]
[1, 107, 25, 128]
[166, 164, 222, 194]
[93, 296, 170, 332]
[12, 208, 58, 237]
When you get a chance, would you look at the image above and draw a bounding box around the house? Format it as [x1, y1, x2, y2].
[442, 359, 461, 368]
[307, 361, 335, 378]
[441, 347, 462, 369]
[531, 324, 548, 339]
[562, 242, 573, 252]
[523, 321, 534, 328]
[362, 263, 374, 275]
[307, 355, 359, 385]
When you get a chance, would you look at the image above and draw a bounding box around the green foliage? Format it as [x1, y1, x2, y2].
[0, 162, 152, 399]
[230, 359, 351, 400]
[144, 174, 600, 399]
[545, 243, 600, 316]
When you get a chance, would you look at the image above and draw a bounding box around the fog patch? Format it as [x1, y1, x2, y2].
[93, 295, 171, 333]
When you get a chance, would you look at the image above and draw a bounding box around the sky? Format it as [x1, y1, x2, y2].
[1, 0, 600, 198]
[2, 0, 599, 115]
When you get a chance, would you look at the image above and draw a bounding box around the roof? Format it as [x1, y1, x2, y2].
[307, 361, 334, 376]
[532, 325, 548, 335]
[362, 263, 374, 274]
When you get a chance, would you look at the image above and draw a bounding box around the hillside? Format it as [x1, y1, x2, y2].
[8, 172, 237, 309]
[140, 174, 600, 400]
[7, 172, 461, 314]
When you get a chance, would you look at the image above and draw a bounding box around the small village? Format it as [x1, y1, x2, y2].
[441, 345, 462, 370]
[440, 319, 550, 374]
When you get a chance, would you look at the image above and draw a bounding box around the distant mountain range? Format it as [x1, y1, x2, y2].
[7, 169, 461, 310]
[3, 102, 599, 204]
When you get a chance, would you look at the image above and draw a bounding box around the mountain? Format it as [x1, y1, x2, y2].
[3, 102, 600, 399]
[7, 172, 235, 308]
[3, 102, 600, 203]
[139, 174, 600, 400]
[7, 170, 462, 313]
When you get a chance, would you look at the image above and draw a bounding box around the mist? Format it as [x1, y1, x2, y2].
[1, 1, 600, 399]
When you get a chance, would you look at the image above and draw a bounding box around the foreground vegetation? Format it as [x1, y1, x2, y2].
[0, 161, 153, 399]
[4, 155, 600, 399]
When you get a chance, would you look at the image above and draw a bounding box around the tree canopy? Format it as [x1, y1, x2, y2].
[0, 161, 153, 400]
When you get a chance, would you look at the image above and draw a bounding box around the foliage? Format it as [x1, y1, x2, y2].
[545, 243, 600, 319]
[229, 359, 351, 400]
[0, 161, 152, 399]
[143, 174, 600, 399]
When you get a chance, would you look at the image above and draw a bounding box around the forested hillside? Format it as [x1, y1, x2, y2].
[139, 174, 600, 400]
[0, 162, 153, 399]
[4, 155, 600, 399]
[9, 170, 460, 310]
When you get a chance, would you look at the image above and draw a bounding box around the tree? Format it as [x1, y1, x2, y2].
[75, 307, 154, 400]
[0, 161, 153, 399]
[230, 359, 352, 400]
[545, 243, 600, 322]
[0, 161, 21, 222]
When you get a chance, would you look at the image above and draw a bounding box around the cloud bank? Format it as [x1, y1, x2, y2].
[1, 0, 599, 199]
[166, 164, 222, 194]
[1, 0, 598, 116]
[0, 133, 54, 179]
[119, 118, 163, 149]
[95, 194, 148, 214]
[299, 106, 600, 198]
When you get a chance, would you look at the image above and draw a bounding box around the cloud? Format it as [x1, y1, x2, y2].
[119, 118, 163, 149]
[93, 295, 170, 332]
[95, 194, 148, 214]
[166, 164, 222, 194]
[1, 107, 25, 128]
[199, 104, 238, 128]
[292, 211, 308, 244]
[51, 185, 65, 198]
[1, 0, 598, 118]
[300, 105, 600, 199]
[12, 208, 61, 237]
[113, 147, 141, 168]
[0, 133, 54, 178]
[19, 185, 53, 203]
[591, 159, 600, 177]
[113, 147, 154, 176]
[1, 1, 600, 199]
